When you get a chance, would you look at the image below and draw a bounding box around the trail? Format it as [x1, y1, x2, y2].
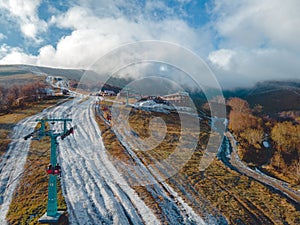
[113, 125, 207, 225]
[96, 100, 208, 224]
[53, 98, 159, 225]
[0, 100, 71, 224]
[1, 96, 209, 224]
[223, 132, 300, 207]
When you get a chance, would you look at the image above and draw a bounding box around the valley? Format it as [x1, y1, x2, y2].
[0, 67, 299, 224]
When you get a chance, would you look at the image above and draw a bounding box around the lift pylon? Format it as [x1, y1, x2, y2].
[24, 118, 73, 224]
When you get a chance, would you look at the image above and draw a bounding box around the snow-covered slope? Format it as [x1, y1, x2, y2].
[51, 98, 159, 225]
[0, 101, 69, 224]
[112, 123, 206, 225]
[1, 97, 209, 224]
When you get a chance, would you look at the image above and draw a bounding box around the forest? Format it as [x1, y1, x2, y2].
[0, 82, 49, 113]
[227, 97, 300, 185]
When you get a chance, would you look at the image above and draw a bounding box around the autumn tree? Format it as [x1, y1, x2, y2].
[0, 82, 49, 113]
[271, 122, 300, 155]
[227, 97, 262, 132]
[290, 160, 300, 182]
[240, 128, 264, 148]
[253, 104, 263, 115]
[227, 97, 251, 114]
[0, 86, 6, 112]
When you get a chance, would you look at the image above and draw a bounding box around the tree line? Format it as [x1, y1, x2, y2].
[0, 82, 48, 113]
[227, 97, 300, 183]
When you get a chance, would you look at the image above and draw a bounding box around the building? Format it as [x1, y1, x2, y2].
[162, 91, 192, 107]
[99, 90, 116, 96]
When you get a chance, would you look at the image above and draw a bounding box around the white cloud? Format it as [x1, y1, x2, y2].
[209, 48, 300, 88]
[0, 0, 47, 40]
[208, 49, 236, 70]
[0, 3, 212, 70]
[207, 0, 300, 88]
[36, 28, 121, 68]
[0, 44, 36, 64]
[210, 0, 300, 51]
[2, 0, 298, 89]
[0, 33, 6, 40]
[21, 23, 38, 39]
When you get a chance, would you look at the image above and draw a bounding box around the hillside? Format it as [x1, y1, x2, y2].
[224, 80, 300, 114]
[0, 65, 84, 81]
[1, 65, 299, 113]
[96, 99, 300, 224]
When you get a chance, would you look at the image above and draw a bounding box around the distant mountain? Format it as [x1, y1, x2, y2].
[0, 64, 133, 85]
[1, 65, 299, 113]
[224, 80, 300, 113]
[0, 64, 87, 81]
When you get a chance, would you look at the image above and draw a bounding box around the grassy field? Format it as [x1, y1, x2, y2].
[0, 97, 69, 224]
[6, 125, 67, 224]
[0, 97, 67, 158]
[0, 74, 45, 86]
[96, 100, 300, 224]
[95, 109, 168, 222]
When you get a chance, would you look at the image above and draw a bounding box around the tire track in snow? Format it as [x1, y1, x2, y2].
[111, 114, 207, 225]
[0, 100, 73, 225]
[55, 98, 159, 225]
[0, 116, 37, 225]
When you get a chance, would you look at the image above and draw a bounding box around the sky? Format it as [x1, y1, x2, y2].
[0, 0, 299, 88]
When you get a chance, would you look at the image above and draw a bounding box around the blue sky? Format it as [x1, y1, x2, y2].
[0, 0, 299, 88]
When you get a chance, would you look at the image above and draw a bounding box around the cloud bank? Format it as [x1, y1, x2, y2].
[0, 0, 47, 41]
[0, 0, 299, 88]
[208, 0, 300, 87]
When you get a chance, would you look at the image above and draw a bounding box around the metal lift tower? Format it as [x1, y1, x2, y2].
[25, 118, 73, 224]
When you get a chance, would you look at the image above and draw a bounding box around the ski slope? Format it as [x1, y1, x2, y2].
[53, 98, 160, 225]
[1, 97, 208, 224]
[113, 122, 206, 225]
[56, 97, 207, 224]
[0, 101, 68, 224]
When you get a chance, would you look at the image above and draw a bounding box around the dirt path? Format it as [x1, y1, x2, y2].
[225, 132, 300, 207]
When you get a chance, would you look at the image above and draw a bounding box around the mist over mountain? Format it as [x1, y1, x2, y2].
[1, 64, 299, 114]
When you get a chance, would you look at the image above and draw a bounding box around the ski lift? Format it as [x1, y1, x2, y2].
[46, 164, 53, 174]
[54, 163, 61, 176]
[46, 164, 61, 176]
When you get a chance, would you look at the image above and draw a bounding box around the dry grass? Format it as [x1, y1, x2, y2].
[6, 123, 67, 225]
[260, 165, 300, 190]
[0, 74, 45, 86]
[0, 97, 67, 158]
[95, 104, 169, 221]
[95, 111, 134, 166]
[96, 103, 300, 224]
[170, 160, 300, 224]
[0, 97, 68, 223]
